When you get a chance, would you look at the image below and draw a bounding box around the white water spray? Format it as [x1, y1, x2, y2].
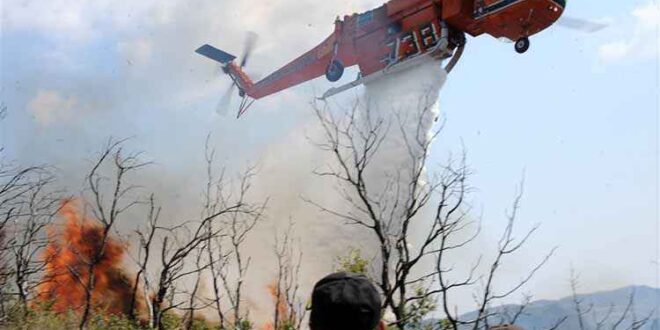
[231, 60, 449, 325]
[359, 60, 447, 237]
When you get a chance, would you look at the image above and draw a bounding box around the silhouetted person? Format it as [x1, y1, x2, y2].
[309, 272, 385, 330]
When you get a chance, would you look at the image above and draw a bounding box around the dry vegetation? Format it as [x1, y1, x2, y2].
[1, 103, 643, 330]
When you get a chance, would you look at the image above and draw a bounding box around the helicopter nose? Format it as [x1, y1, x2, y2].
[551, 0, 566, 10]
[548, 0, 566, 22]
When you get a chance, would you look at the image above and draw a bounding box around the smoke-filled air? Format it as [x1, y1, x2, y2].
[1, 0, 658, 330]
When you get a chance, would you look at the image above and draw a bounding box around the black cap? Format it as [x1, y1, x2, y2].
[309, 272, 382, 330]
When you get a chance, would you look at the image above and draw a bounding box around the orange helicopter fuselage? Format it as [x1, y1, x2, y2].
[197, 0, 565, 116]
[244, 0, 564, 99]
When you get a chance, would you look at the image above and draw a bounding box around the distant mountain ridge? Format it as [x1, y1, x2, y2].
[454, 285, 660, 330]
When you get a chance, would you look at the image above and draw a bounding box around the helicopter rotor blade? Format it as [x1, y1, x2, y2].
[216, 83, 237, 116]
[239, 32, 258, 68]
[208, 33, 256, 116]
[557, 16, 608, 33]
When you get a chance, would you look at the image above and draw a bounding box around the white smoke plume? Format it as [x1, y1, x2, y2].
[234, 59, 448, 325]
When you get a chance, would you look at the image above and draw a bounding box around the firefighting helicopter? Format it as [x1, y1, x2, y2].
[196, 0, 605, 117]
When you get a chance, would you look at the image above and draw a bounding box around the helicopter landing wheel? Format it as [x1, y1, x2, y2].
[515, 37, 530, 54]
[325, 60, 345, 82]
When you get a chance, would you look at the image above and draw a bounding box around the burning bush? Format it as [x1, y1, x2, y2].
[36, 200, 135, 317]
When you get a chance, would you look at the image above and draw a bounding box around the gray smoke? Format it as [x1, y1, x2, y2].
[2, 0, 451, 323]
[234, 60, 448, 325]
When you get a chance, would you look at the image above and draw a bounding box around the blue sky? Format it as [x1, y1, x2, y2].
[1, 0, 658, 309]
[436, 0, 659, 297]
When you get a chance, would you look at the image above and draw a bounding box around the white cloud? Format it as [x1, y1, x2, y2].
[634, 2, 660, 28]
[3, 0, 93, 41]
[598, 2, 660, 62]
[27, 90, 81, 126]
[599, 41, 632, 61]
[4, 0, 388, 122]
[6, 0, 387, 125]
[2, 0, 166, 41]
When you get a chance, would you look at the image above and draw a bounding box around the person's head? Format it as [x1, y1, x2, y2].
[309, 272, 385, 330]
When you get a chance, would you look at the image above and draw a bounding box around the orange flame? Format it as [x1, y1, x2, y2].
[262, 282, 292, 330]
[37, 200, 134, 316]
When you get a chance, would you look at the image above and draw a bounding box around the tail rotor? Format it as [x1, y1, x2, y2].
[214, 32, 258, 116]
[216, 82, 236, 116]
[240, 32, 258, 68]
